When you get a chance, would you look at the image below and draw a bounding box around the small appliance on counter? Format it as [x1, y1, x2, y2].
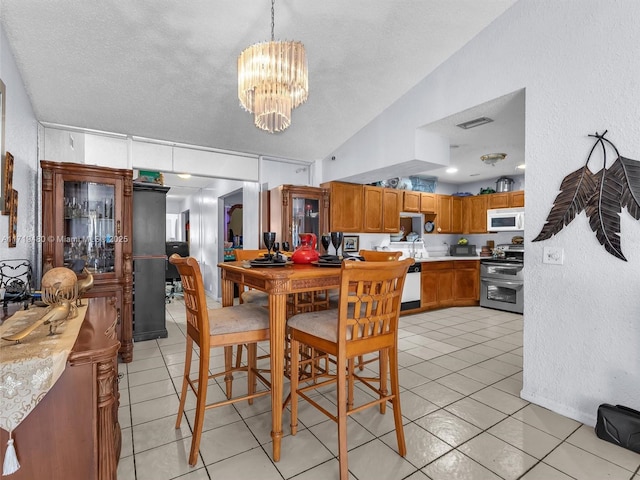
[449, 244, 477, 256]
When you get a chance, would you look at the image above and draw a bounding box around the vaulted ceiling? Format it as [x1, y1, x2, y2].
[1, 0, 517, 173]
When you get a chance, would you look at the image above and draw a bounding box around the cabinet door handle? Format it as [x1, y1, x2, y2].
[116, 220, 121, 236]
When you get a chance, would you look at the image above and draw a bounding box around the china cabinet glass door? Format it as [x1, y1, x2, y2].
[63, 180, 116, 274]
[291, 195, 321, 248]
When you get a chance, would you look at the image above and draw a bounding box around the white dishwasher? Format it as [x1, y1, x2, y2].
[400, 262, 421, 311]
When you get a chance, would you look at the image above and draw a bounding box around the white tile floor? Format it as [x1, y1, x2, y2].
[117, 300, 640, 480]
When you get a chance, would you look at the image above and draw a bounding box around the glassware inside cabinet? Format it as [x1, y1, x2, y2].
[291, 196, 320, 249]
[63, 181, 116, 274]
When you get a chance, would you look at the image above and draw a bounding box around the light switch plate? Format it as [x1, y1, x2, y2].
[543, 246, 564, 265]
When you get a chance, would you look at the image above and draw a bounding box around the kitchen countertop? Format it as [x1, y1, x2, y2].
[401, 256, 481, 262]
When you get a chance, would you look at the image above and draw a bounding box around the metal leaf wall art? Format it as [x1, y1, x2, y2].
[533, 131, 640, 261]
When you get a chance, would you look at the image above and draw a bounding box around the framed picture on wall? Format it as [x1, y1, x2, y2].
[0, 79, 6, 212]
[0, 78, 4, 159]
[8, 189, 17, 248]
[3, 152, 13, 215]
[343, 235, 359, 253]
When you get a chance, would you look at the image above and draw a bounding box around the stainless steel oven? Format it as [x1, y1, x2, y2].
[480, 244, 524, 314]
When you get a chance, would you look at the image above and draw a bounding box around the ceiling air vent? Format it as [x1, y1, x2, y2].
[456, 116, 493, 129]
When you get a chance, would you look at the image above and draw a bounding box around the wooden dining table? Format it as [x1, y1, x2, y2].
[218, 260, 341, 461]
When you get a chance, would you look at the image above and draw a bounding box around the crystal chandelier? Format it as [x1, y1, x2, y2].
[238, 0, 308, 133]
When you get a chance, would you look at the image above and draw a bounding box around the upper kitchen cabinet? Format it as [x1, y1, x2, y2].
[420, 193, 436, 213]
[452, 196, 464, 233]
[363, 186, 402, 233]
[510, 190, 525, 207]
[464, 195, 489, 234]
[403, 191, 421, 213]
[436, 195, 452, 233]
[436, 195, 462, 234]
[322, 181, 363, 232]
[488, 190, 525, 209]
[41, 160, 134, 362]
[269, 185, 329, 248]
[383, 189, 402, 232]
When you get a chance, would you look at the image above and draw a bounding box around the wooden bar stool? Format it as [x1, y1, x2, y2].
[169, 254, 271, 466]
[287, 259, 413, 480]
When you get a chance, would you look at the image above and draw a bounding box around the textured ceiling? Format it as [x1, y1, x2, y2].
[1, 0, 517, 170]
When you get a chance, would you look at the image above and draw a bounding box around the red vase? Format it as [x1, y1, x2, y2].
[291, 233, 320, 264]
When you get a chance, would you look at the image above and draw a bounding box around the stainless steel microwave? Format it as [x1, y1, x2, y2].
[487, 207, 525, 232]
[449, 244, 477, 256]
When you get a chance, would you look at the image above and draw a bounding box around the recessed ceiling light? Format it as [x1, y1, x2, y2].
[516, 164, 526, 170]
[177, 173, 192, 179]
[456, 117, 493, 129]
[446, 167, 458, 173]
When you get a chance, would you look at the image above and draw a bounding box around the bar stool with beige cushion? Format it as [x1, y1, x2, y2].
[232, 249, 270, 306]
[353, 250, 403, 378]
[169, 254, 271, 466]
[288, 259, 413, 480]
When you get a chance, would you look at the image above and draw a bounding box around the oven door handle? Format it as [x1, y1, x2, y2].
[481, 262, 523, 269]
[481, 279, 524, 291]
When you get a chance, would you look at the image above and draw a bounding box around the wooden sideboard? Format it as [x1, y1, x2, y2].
[0, 297, 121, 480]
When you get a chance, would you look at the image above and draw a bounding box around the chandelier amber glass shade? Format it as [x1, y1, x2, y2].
[238, 40, 308, 133]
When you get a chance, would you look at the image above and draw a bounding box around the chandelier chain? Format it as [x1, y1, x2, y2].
[271, 0, 275, 41]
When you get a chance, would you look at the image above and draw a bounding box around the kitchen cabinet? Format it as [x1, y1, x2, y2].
[383, 189, 402, 232]
[511, 190, 525, 207]
[421, 261, 454, 309]
[420, 259, 480, 311]
[488, 190, 525, 209]
[322, 181, 363, 232]
[464, 195, 489, 234]
[453, 260, 480, 305]
[363, 186, 384, 232]
[436, 195, 452, 233]
[41, 160, 134, 362]
[363, 186, 401, 233]
[452, 196, 464, 233]
[435, 195, 464, 233]
[403, 191, 421, 213]
[420, 193, 436, 213]
[435, 195, 462, 234]
[269, 185, 329, 248]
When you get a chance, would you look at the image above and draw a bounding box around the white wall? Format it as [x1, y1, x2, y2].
[0, 26, 39, 272]
[260, 157, 314, 189]
[326, 0, 640, 426]
[166, 213, 179, 240]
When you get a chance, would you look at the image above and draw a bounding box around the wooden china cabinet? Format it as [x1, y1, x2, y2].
[41, 160, 134, 362]
[269, 185, 329, 250]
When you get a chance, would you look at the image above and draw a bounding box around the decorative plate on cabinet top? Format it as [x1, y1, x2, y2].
[424, 221, 435, 233]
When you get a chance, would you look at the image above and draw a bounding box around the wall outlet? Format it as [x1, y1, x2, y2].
[543, 246, 564, 265]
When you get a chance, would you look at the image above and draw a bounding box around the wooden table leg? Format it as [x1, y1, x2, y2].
[269, 292, 287, 461]
[221, 275, 234, 308]
[221, 274, 236, 396]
